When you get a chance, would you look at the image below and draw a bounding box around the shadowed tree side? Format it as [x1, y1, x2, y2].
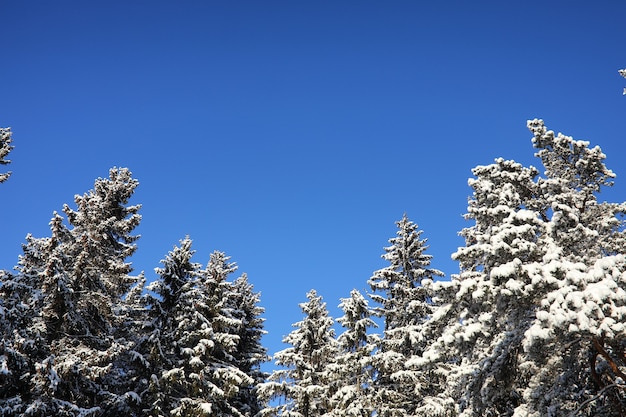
[0, 168, 143, 416]
[226, 274, 269, 416]
[141, 239, 262, 416]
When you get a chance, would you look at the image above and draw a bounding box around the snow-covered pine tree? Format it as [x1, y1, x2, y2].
[528, 118, 625, 260]
[433, 120, 626, 416]
[405, 277, 458, 416]
[0, 234, 50, 415]
[198, 250, 258, 416]
[326, 289, 377, 417]
[258, 290, 338, 417]
[142, 240, 255, 416]
[515, 120, 626, 416]
[142, 237, 206, 415]
[226, 274, 269, 416]
[62, 167, 141, 300]
[0, 127, 12, 183]
[438, 157, 544, 417]
[367, 214, 444, 417]
[27, 168, 143, 415]
[104, 270, 147, 415]
[0, 127, 16, 409]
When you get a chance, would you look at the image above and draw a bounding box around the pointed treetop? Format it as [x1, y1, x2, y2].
[152, 237, 201, 308]
[370, 214, 443, 294]
[205, 250, 238, 282]
[337, 288, 377, 352]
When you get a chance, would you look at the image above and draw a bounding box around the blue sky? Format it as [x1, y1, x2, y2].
[2, 1, 625, 359]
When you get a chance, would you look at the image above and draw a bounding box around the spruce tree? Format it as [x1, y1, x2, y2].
[142, 240, 256, 416]
[367, 215, 444, 417]
[226, 274, 269, 416]
[104, 271, 147, 415]
[441, 158, 544, 416]
[142, 237, 206, 415]
[258, 290, 338, 417]
[0, 127, 12, 183]
[327, 289, 377, 417]
[0, 234, 49, 414]
[199, 251, 259, 416]
[30, 168, 142, 415]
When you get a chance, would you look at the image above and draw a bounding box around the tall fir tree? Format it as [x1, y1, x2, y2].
[0, 127, 12, 183]
[142, 239, 257, 416]
[439, 157, 544, 417]
[27, 168, 142, 416]
[199, 250, 258, 416]
[0, 126, 29, 414]
[226, 274, 269, 416]
[326, 289, 377, 417]
[367, 214, 444, 417]
[200, 251, 264, 416]
[142, 237, 207, 415]
[0, 234, 49, 414]
[258, 290, 338, 417]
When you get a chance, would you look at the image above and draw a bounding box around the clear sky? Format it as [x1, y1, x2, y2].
[2, 1, 625, 360]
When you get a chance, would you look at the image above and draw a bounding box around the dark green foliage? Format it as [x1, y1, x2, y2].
[1, 167, 268, 416]
[140, 240, 266, 416]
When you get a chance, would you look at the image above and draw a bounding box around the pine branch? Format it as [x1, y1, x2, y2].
[568, 383, 626, 417]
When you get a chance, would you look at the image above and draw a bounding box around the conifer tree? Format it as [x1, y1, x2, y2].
[142, 240, 256, 416]
[62, 167, 141, 300]
[226, 274, 269, 416]
[518, 120, 626, 416]
[142, 237, 206, 415]
[104, 271, 147, 415]
[258, 290, 338, 417]
[367, 215, 444, 417]
[28, 168, 142, 415]
[199, 251, 259, 416]
[429, 120, 626, 416]
[0, 235, 49, 414]
[0, 127, 12, 183]
[528, 118, 625, 260]
[326, 289, 377, 417]
[440, 158, 544, 416]
[0, 127, 41, 415]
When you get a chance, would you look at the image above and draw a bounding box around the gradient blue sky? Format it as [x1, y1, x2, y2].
[2, 1, 625, 359]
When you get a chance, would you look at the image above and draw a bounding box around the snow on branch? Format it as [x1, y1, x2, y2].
[0, 127, 13, 183]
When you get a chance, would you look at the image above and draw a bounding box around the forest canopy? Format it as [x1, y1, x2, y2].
[1, 119, 625, 416]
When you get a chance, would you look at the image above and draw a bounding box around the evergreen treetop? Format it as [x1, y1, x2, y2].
[0, 127, 12, 183]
